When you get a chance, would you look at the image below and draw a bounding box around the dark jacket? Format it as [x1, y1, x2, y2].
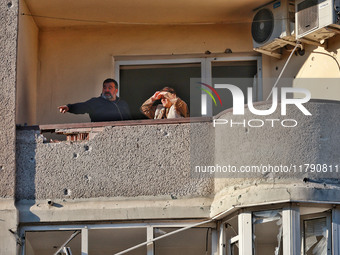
[67, 96, 131, 122]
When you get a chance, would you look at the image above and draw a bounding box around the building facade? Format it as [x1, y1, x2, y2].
[1, 0, 340, 254]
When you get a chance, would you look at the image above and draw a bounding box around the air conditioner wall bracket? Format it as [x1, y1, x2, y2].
[253, 48, 282, 59]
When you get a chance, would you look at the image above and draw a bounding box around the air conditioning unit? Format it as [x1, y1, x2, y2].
[252, 0, 295, 54]
[295, 0, 340, 41]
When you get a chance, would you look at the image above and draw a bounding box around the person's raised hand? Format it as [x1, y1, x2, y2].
[160, 91, 176, 100]
[151, 91, 162, 101]
[58, 105, 69, 113]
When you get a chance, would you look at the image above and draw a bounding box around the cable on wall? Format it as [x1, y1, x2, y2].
[266, 43, 301, 101]
[308, 51, 340, 72]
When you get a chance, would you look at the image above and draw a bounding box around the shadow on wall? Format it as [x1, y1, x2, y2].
[15, 130, 40, 222]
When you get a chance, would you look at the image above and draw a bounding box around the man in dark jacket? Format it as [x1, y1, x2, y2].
[58, 78, 131, 122]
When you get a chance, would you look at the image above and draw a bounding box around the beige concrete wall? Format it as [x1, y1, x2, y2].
[36, 23, 253, 124]
[262, 35, 340, 100]
[293, 36, 340, 100]
[297, 37, 340, 78]
[20, 21, 340, 125]
[17, 0, 39, 125]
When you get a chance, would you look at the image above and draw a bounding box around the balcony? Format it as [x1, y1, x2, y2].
[16, 117, 214, 201]
[15, 100, 340, 224]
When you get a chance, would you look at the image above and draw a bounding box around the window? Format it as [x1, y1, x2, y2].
[115, 56, 262, 118]
[211, 61, 258, 116]
[119, 62, 200, 119]
[220, 206, 339, 255]
[153, 227, 211, 255]
[301, 213, 332, 255]
[25, 230, 81, 255]
[252, 210, 283, 255]
[89, 228, 147, 254]
[224, 216, 239, 255]
[21, 222, 214, 255]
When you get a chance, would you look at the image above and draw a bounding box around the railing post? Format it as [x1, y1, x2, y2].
[147, 226, 154, 255]
[81, 226, 88, 255]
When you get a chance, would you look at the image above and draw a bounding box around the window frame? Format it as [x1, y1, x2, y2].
[220, 214, 239, 255]
[114, 55, 262, 116]
[300, 212, 332, 255]
[20, 221, 216, 255]
[332, 208, 340, 255]
[220, 205, 301, 255]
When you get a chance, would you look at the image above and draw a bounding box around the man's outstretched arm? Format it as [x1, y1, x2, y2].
[58, 100, 92, 115]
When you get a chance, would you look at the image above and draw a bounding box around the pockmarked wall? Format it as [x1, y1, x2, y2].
[16, 124, 214, 200]
[262, 35, 340, 100]
[0, 0, 19, 254]
[16, 122, 214, 222]
[210, 101, 340, 217]
[17, 0, 39, 126]
[16, 102, 340, 222]
[34, 23, 253, 125]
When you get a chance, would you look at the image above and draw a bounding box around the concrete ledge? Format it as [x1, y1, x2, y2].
[0, 199, 18, 254]
[17, 197, 212, 223]
[211, 181, 340, 217]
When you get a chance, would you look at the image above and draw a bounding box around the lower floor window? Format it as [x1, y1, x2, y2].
[302, 213, 332, 255]
[252, 210, 283, 255]
[21, 205, 337, 255]
[22, 224, 212, 255]
[222, 205, 336, 255]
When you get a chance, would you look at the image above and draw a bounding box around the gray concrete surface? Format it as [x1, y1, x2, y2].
[17, 196, 213, 223]
[213, 101, 340, 179]
[16, 101, 340, 224]
[0, 0, 17, 198]
[0, 0, 19, 254]
[212, 100, 340, 216]
[0, 200, 19, 255]
[16, 123, 214, 200]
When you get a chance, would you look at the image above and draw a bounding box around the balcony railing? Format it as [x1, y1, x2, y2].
[15, 100, 340, 206]
[16, 117, 214, 201]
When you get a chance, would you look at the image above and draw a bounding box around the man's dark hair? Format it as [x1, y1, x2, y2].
[103, 78, 118, 89]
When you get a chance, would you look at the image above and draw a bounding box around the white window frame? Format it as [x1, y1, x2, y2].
[219, 206, 340, 255]
[219, 214, 240, 255]
[114, 56, 262, 116]
[20, 221, 216, 255]
[283, 206, 301, 255]
[228, 236, 239, 255]
[332, 207, 340, 255]
[233, 207, 300, 255]
[300, 212, 332, 255]
[239, 211, 252, 255]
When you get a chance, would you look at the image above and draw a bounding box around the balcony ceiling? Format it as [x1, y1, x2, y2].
[24, 0, 272, 28]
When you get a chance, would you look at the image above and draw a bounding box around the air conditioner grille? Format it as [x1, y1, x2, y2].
[297, 0, 319, 35]
[251, 8, 274, 44]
